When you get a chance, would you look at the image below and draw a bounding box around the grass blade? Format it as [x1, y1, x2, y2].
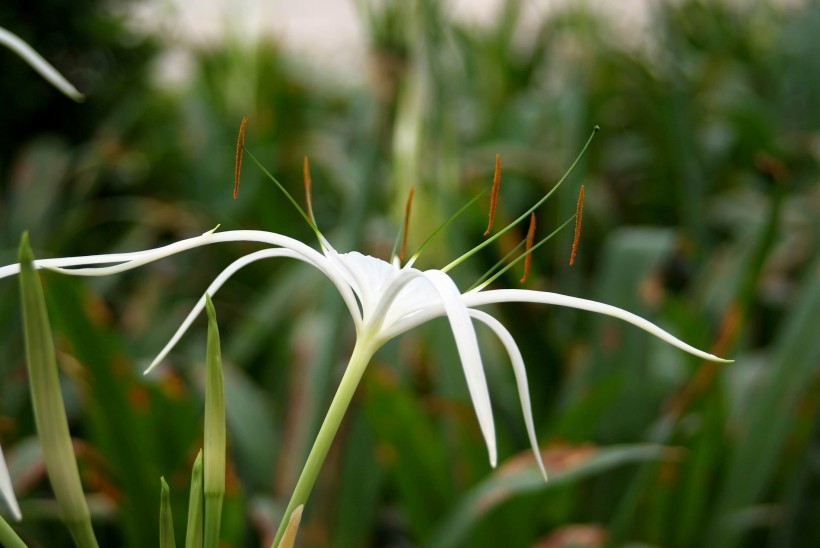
[204, 295, 225, 548]
[17, 232, 98, 548]
[160, 477, 176, 548]
[185, 450, 204, 548]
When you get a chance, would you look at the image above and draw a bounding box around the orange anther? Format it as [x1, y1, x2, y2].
[520, 212, 536, 283]
[303, 155, 314, 222]
[483, 154, 501, 236]
[569, 185, 585, 266]
[233, 115, 248, 199]
[400, 186, 415, 262]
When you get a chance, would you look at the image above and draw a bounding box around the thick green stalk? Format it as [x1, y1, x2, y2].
[185, 450, 204, 548]
[203, 296, 225, 548]
[159, 477, 175, 548]
[271, 334, 379, 547]
[18, 233, 98, 548]
[0, 513, 26, 548]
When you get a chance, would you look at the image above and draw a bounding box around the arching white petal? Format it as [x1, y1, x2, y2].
[465, 289, 731, 363]
[144, 248, 350, 374]
[469, 309, 547, 480]
[0, 442, 21, 521]
[0, 26, 83, 102]
[423, 270, 497, 467]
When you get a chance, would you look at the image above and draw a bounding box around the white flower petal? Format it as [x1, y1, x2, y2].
[464, 289, 731, 363]
[424, 270, 497, 467]
[0, 26, 83, 102]
[0, 442, 21, 521]
[145, 248, 304, 374]
[469, 310, 547, 480]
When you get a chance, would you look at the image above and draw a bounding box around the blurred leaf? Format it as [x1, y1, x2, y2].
[427, 444, 675, 548]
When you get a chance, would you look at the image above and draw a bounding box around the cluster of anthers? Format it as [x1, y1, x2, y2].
[0, 120, 730, 523]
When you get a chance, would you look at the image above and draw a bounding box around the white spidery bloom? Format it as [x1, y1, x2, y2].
[0, 136, 730, 537]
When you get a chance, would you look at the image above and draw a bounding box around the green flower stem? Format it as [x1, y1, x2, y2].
[0, 513, 26, 548]
[18, 233, 98, 548]
[271, 333, 379, 547]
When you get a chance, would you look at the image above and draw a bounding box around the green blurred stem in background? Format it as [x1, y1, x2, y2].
[18, 233, 99, 548]
[272, 331, 379, 547]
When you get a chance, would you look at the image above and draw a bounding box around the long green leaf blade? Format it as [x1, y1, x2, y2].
[18, 232, 98, 548]
[160, 477, 176, 548]
[185, 450, 204, 548]
[204, 295, 225, 548]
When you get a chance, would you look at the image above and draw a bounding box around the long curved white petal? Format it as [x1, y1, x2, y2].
[465, 289, 731, 363]
[144, 248, 324, 374]
[468, 310, 547, 480]
[0, 26, 83, 102]
[0, 443, 21, 521]
[0, 230, 363, 338]
[424, 270, 497, 467]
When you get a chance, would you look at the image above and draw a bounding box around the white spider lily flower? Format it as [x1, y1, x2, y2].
[0, 227, 729, 481]
[0, 136, 731, 545]
[0, 442, 21, 520]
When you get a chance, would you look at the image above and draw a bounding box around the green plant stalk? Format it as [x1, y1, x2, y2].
[271, 332, 379, 547]
[159, 477, 175, 548]
[185, 450, 204, 548]
[204, 296, 225, 548]
[18, 233, 98, 548]
[0, 513, 26, 548]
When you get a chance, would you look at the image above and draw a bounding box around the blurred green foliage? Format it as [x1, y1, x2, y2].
[0, 0, 818, 546]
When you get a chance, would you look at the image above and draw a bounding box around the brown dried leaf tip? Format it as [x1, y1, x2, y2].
[484, 154, 502, 236]
[233, 115, 248, 199]
[569, 185, 585, 266]
[400, 186, 415, 262]
[520, 212, 536, 283]
[303, 155, 314, 222]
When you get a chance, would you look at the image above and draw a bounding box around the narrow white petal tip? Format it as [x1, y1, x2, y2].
[143, 360, 161, 376]
[204, 224, 221, 235]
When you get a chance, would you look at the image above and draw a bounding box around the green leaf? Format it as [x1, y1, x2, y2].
[160, 477, 176, 548]
[0, 512, 27, 548]
[17, 232, 98, 548]
[185, 450, 204, 548]
[427, 444, 675, 548]
[204, 295, 225, 548]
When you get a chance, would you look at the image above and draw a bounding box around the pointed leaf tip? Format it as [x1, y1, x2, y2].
[205, 293, 216, 323]
[277, 505, 304, 548]
[17, 231, 33, 264]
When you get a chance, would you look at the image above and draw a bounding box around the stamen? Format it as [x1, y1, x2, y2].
[520, 213, 536, 283]
[233, 115, 248, 199]
[443, 125, 599, 273]
[303, 155, 314, 222]
[399, 186, 415, 262]
[483, 154, 502, 236]
[569, 185, 585, 266]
